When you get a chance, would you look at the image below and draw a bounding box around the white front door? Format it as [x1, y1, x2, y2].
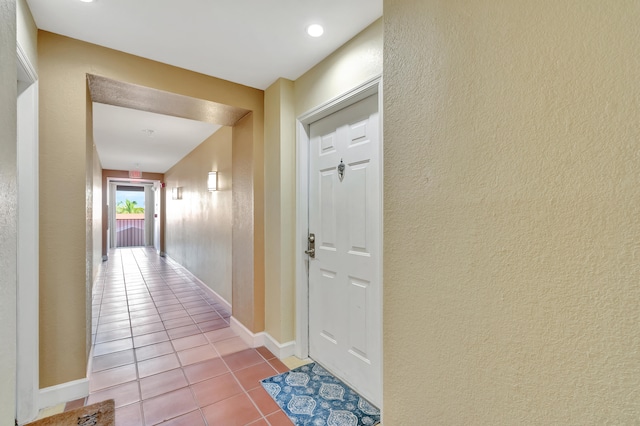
[308, 93, 381, 406]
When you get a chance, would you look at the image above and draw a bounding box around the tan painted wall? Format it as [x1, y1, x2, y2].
[295, 18, 383, 116]
[165, 127, 233, 303]
[0, 0, 17, 421]
[38, 31, 264, 388]
[264, 78, 296, 343]
[232, 113, 265, 332]
[16, 0, 37, 70]
[383, 1, 640, 423]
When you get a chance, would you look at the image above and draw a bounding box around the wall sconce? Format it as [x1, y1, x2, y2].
[208, 171, 218, 191]
[171, 187, 182, 200]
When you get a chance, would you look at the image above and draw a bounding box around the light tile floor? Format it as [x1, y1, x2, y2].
[70, 247, 295, 425]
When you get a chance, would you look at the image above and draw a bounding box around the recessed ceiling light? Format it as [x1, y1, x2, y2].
[307, 24, 324, 38]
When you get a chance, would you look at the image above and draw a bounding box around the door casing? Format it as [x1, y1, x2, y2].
[295, 75, 383, 397]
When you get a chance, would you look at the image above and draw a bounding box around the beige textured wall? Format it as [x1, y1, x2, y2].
[38, 31, 264, 387]
[295, 18, 382, 116]
[264, 78, 296, 343]
[0, 0, 17, 421]
[383, 1, 640, 423]
[165, 127, 233, 303]
[232, 113, 265, 332]
[16, 0, 36, 70]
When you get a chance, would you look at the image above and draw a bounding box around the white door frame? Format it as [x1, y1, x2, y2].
[295, 76, 383, 375]
[16, 42, 39, 424]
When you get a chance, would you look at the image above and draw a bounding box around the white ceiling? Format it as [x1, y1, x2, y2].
[26, 0, 382, 173]
[26, 0, 382, 90]
[93, 103, 222, 173]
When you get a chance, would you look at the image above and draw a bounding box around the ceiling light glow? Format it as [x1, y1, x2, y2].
[307, 24, 324, 37]
[80, 0, 94, 2]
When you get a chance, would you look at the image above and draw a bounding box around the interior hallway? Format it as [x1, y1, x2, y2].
[79, 247, 295, 425]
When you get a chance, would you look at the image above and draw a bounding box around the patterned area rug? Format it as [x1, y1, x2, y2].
[25, 399, 115, 426]
[261, 362, 380, 426]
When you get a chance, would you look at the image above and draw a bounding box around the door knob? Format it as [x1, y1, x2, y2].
[306, 233, 315, 258]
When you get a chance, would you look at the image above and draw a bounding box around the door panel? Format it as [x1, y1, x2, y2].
[308, 94, 381, 406]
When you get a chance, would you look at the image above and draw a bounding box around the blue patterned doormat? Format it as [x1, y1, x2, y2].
[261, 362, 381, 426]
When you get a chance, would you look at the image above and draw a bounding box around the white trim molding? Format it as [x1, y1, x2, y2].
[38, 379, 89, 411]
[230, 317, 296, 360]
[16, 46, 39, 423]
[16, 41, 38, 84]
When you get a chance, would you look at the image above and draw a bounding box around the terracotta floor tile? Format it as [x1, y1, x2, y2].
[160, 309, 189, 321]
[131, 321, 166, 337]
[190, 372, 243, 407]
[171, 334, 208, 352]
[142, 387, 198, 425]
[135, 341, 175, 362]
[248, 386, 280, 416]
[247, 419, 269, 426]
[138, 352, 181, 378]
[89, 363, 137, 392]
[223, 349, 265, 371]
[115, 402, 143, 426]
[213, 336, 250, 356]
[268, 358, 289, 374]
[64, 397, 85, 412]
[233, 362, 278, 391]
[175, 296, 203, 305]
[163, 316, 195, 330]
[133, 330, 170, 348]
[154, 298, 180, 307]
[188, 306, 217, 317]
[129, 306, 158, 317]
[100, 304, 128, 315]
[255, 346, 276, 361]
[183, 357, 229, 384]
[92, 349, 135, 372]
[93, 338, 134, 357]
[201, 393, 262, 426]
[87, 380, 140, 408]
[177, 344, 218, 366]
[167, 324, 201, 339]
[95, 327, 132, 344]
[96, 319, 131, 333]
[182, 300, 209, 309]
[157, 303, 185, 314]
[205, 327, 238, 343]
[139, 368, 188, 400]
[159, 410, 206, 426]
[266, 410, 295, 426]
[197, 318, 229, 333]
[99, 312, 130, 324]
[190, 312, 221, 324]
[130, 314, 162, 327]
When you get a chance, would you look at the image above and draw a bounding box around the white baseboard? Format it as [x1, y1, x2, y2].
[230, 317, 296, 359]
[263, 333, 296, 359]
[38, 378, 89, 410]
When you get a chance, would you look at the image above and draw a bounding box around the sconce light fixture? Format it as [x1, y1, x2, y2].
[208, 171, 218, 191]
[171, 187, 182, 200]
